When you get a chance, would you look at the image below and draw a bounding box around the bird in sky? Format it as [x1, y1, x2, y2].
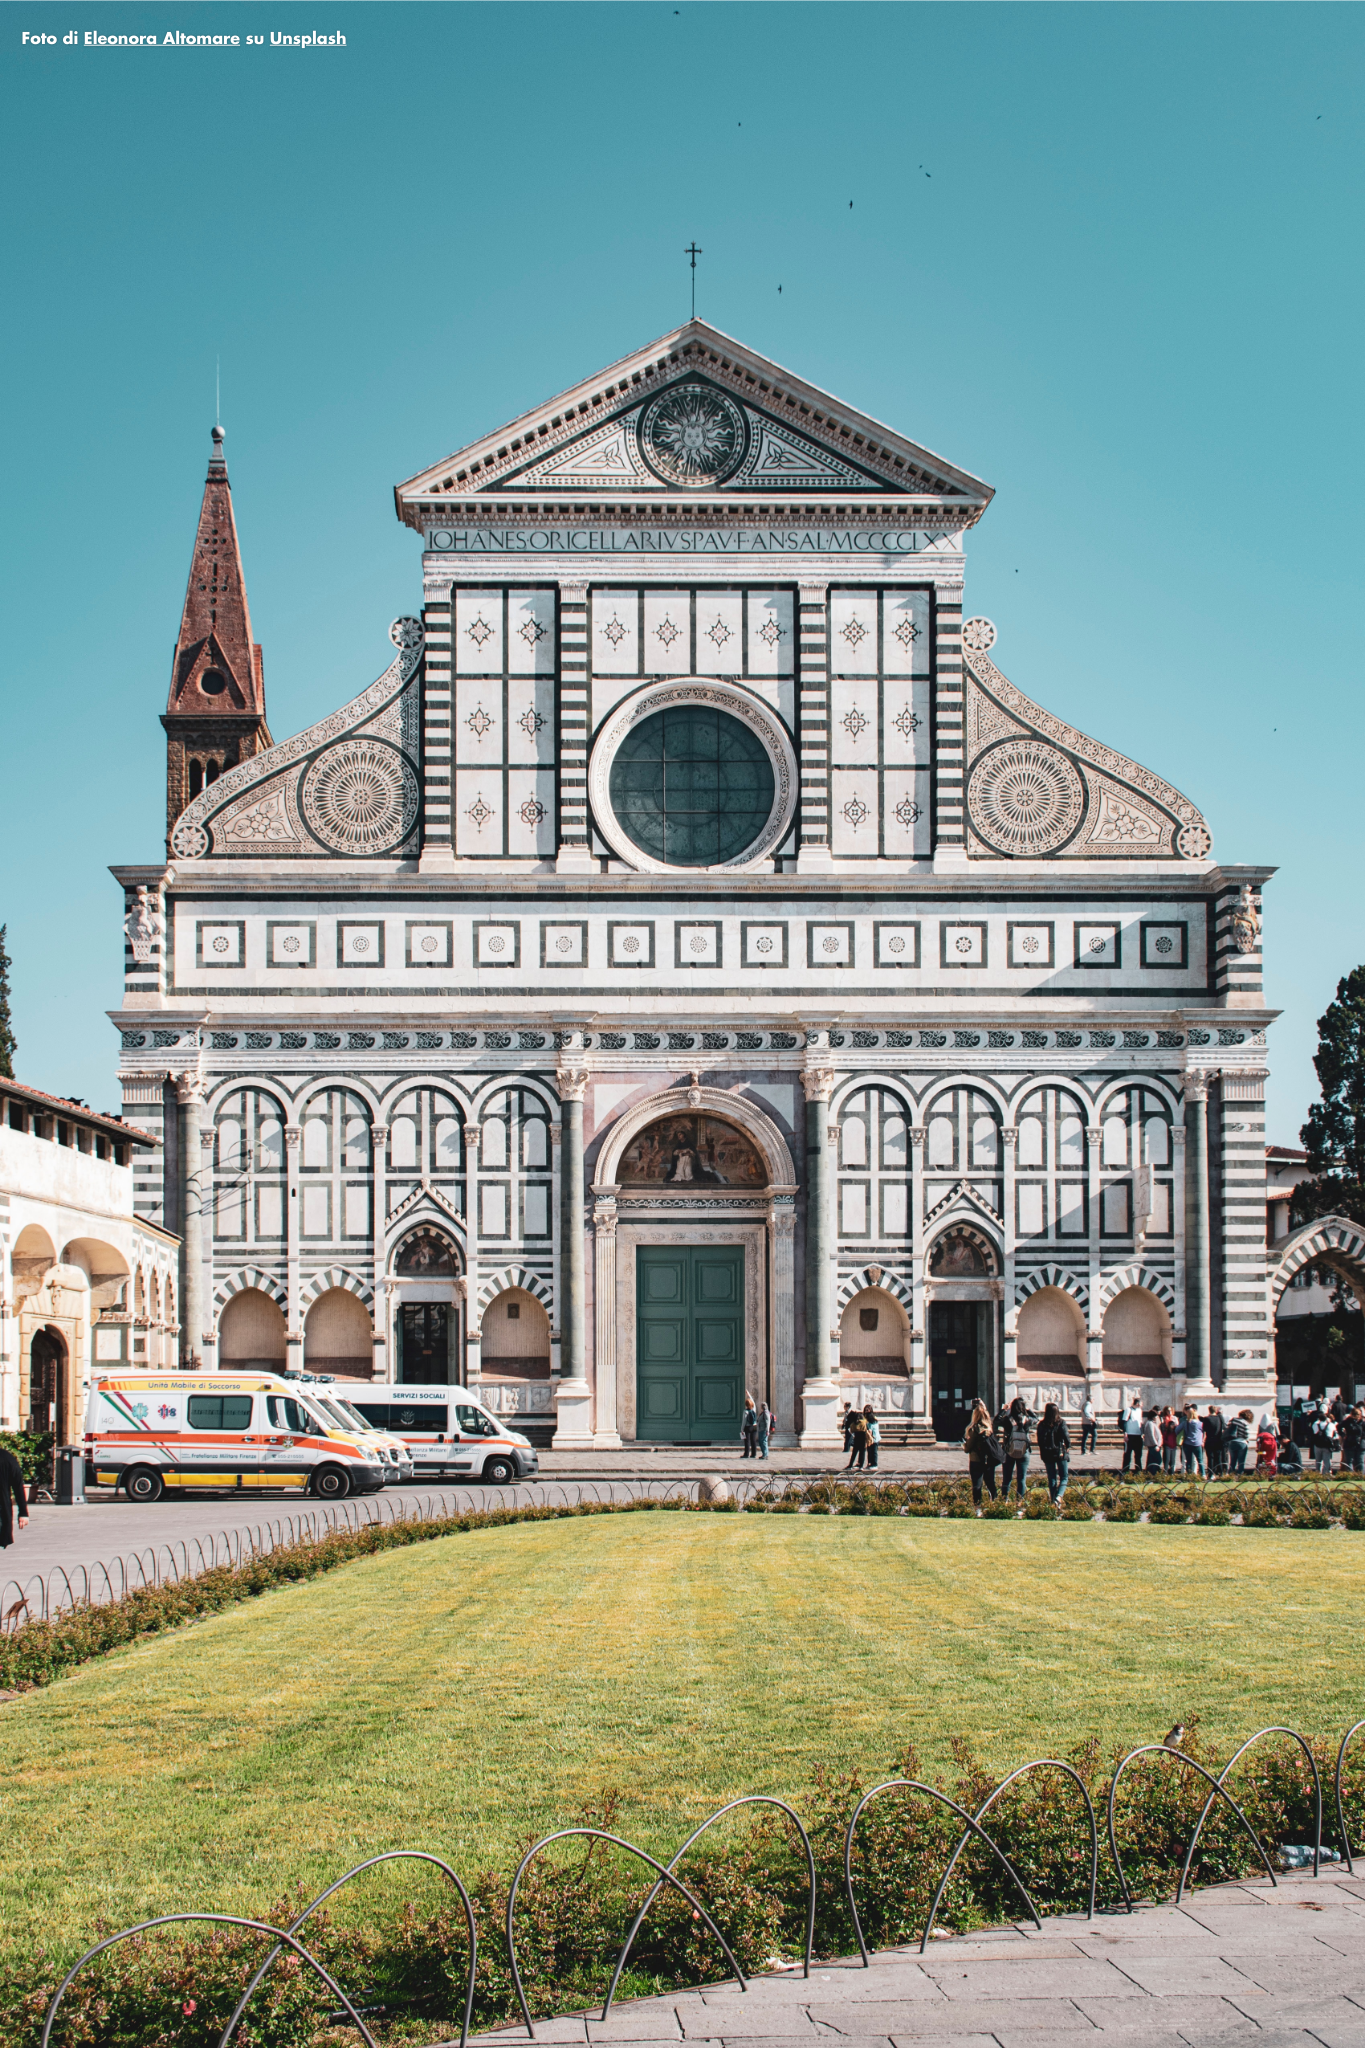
[1164, 1723, 1186, 1750]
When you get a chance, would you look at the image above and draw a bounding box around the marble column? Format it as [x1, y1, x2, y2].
[175, 1073, 206, 1370]
[1000, 1126, 1018, 1401]
[1184, 1071, 1213, 1390]
[284, 1122, 303, 1374]
[799, 1062, 840, 1445]
[369, 1123, 388, 1379]
[553, 1059, 593, 1443]
[463, 1123, 482, 1386]
[198, 1124, 217, 1368]
[909, 1125, 927, 1415]
[592, 1195, 621, 1447]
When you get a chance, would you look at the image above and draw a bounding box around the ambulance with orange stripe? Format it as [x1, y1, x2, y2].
[86, 1373, 391, 1501]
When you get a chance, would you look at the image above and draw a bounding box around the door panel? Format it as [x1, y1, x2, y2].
[637, 1246, 745, 1442]
[929, 1301, 990, 1441]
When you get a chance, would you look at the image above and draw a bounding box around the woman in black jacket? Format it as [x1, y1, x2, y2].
[0, 1447, 29, 1549]
[962, 1398, 1000, 1507]
[1037, 1402, 1071, 1505]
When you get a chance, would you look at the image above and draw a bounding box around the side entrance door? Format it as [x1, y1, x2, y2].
[929, 1301, 989, 1441]
[636, 1246, 744, 1443]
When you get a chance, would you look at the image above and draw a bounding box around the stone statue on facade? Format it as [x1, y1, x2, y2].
[124, 886, 163, 963]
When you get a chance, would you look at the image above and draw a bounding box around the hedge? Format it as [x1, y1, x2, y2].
[4, 1718, 1359, 2047]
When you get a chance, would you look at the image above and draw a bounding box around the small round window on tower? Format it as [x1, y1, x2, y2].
[200, 669, 227, 696]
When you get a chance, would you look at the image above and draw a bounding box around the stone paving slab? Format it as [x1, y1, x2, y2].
[469, 1875, 1365, 2047]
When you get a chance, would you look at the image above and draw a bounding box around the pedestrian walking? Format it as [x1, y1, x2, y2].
[963, 1397, 1000, 1506]
[862, 1403, 880, 1470]
[1002, 1397, 1033, 1501]
[845, 1407, 869, 1471]
[755, 1400, 772, 1459]
[1160, 1405, 1179, 1475]
[741, 1393, 758, 1458]
[1204, 1405, 1227, 1477]
[1142, 1407, 1163, 1474]
[1079, 1394, 1098, 1457]
[1310, 1408, 1338, 1476]
[1226, 1408, 1252, 1475]
[1182, 1405, 1206, 1477]
[1341, 1404, 1365, 1475]
[840, 1404, 858, 1455]
[0, 1446, 28, 1550]
[1037, 1401, 1071, 1504]
[1121, 1398, 1145, 1477]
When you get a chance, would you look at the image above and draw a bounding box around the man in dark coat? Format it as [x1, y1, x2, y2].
[0, 1447, 29, 1548]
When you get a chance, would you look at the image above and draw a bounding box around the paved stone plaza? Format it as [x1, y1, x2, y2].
[470, 1875, 1365, 2047]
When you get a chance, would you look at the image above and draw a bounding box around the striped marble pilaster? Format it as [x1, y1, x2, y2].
[933, 598, 964, 853]
[796, 580, 831, 869]
[556, 581, 592, 871]
[420, 597, 452, 862]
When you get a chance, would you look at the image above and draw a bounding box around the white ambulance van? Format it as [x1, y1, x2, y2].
[284, 1377, 415, 1484]
[346, 1385, 539, 1484]
[86, 1373, 390, 1501]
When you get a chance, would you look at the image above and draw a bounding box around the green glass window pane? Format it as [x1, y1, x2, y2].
[608, 707, 776, 867]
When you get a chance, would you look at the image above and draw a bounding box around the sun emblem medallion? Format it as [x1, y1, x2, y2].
[639, 381, 748, 487]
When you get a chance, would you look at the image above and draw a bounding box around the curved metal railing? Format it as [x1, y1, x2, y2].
[1107, 1744, 1279, 1909]
[1178, 1728, 1321, 1900]
[1335, 1719, 1365, 1876]
[844, 1779, 1044, 1959]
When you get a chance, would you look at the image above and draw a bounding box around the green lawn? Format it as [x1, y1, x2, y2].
[2, 1514, 1360, 1961]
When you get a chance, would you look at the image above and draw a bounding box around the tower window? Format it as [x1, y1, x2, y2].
[200, 669, 227, 696]
[205, 760, 220, 785]
[189, 760, 204, 798]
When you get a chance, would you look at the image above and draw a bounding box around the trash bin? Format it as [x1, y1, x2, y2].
[55, 1445, 86, 1506]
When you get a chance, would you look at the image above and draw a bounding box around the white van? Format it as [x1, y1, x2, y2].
[86, 1373, 390, 1501]
[283, 1376, 415, 1484]
[345, 1385, 539, 1484]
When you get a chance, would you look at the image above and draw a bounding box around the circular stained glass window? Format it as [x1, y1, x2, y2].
[608, 706, 776, 867]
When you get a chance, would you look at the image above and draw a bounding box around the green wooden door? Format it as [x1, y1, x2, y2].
[636, 1246, 745, 1442]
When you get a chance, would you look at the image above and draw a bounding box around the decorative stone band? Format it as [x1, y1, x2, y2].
[960, 616, 1211, 862]
[169, 618, 425, 861]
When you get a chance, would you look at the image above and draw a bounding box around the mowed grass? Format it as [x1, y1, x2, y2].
[2, 1514, 1361, 1960]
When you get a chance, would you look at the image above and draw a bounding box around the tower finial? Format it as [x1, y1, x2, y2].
[209, 422, 226, 473]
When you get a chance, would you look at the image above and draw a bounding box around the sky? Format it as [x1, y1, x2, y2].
[1, 1, 1360, 1141]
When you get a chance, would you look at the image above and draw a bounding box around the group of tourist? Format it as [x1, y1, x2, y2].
[1120, 1400, 1240, 1478]
[840, 1403, 882, 1469]
[962, 1395, 1072, 1506]
[740, 1395, 774, 1459]
[1254, 1397, 1365, 1477]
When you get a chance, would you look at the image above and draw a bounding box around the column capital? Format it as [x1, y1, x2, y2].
[1000, 1126, 1019, 1146]
[802, 1066, 835, 1104]
[558, 578, 588, 603]
[549, 1122, 564, 1148]
[909, 1124, 927, 1148]
[198, 1127, 215, 1151]
[798, 578, 830, 602]
[1183, 1069, 1212, 1102]
[175, 1071, 206, 1106]
[465, 1122, 482, 1151]
[283, 1122, 302, 1150]
[1086, 1124, 1103, 1148]
[370, 1122, 389, 1144]
[557, 1065, 590, 1102]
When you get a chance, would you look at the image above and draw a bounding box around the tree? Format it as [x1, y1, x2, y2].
[0, 925, 14, 1079]
[1291, 965, 1365, 1229]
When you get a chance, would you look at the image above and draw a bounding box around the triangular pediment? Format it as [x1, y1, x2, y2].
[394, 321, 992, 527]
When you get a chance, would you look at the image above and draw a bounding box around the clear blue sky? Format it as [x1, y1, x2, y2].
[2, 2, 1360, 1140]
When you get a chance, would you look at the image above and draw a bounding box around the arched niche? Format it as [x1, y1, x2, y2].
[304, 1288, 373, 1379]
[480, 1287, 552, 1382]
[1016, 1286, 1086, 1380]
[838, 1287, 909, 1381]
[927, 1227, 998, 1279]
[1102, 1286, 1171, 1378]
[219, 1287, 287, 1369]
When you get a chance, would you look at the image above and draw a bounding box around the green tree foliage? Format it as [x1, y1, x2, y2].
[1292, 965, 1365, 1228]
[0, 924, 15, 1079]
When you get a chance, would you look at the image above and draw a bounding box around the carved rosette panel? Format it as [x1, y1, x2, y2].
[960, 617, 1211, 862]
[170, 618, 424, 861]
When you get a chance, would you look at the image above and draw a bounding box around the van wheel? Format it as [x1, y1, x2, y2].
[311, 1465, 352, 1500]
[124, 1467, 164, 1503]
[483, 1456, 515, 1486]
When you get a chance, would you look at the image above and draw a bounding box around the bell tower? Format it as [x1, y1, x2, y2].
[162, 426, 272, 845]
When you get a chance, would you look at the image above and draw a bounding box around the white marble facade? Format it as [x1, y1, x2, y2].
[115, 322, 1276, 1445]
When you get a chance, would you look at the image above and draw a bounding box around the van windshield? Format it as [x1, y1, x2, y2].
[331, 1399, 374, 1433]
[314, 1398, 359, 1433]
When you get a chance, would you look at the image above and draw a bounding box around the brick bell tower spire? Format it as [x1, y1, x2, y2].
[162, 425, 272, 845]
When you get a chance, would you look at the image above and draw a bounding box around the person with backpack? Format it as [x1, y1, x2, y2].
[1226, 1408, 1252, 1475]
[1037, 1401, 1071, 1504]
[1204, 1405, 1227, 1477]
[844, 1407, 869, 1472]
[1142, 1407, 1163, 1474]
[1182, 1405, 1206, 1477]
[1079, 1395, 1097, 1457]
[963, 1397, 1000, 1506]
[1121, 1398, 1145, 1477]
[1310, 1408, 1338, 1476]
[1341, 1405, 1365, 1475]
[861, 1403, 881, 1471]
[1001, 1397, 1033, 1501]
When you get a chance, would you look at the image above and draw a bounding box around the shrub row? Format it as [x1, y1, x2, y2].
[3, 1479, 1362, 1696]
[5, 1719, 1359, 2047]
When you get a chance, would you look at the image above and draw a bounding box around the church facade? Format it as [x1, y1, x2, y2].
[113, 321, 1275, 1446]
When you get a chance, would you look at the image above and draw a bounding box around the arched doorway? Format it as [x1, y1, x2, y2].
[1269, 1216, 1365, 1408]
[1101, 1286, 1171, 1383]
[925, 1227, 999, 1440]
[28, 1327, 68, 1445]
[393, 1228, 460, 1384]
[218, 1288, 286, 1370]
[592, 1087, 795, 1445]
